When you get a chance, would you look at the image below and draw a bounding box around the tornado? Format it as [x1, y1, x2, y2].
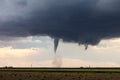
[85, 44, 88, 50]
[54, 39, 59, 53]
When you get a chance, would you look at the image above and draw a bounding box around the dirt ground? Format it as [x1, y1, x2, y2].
[0, 72, 120, 80]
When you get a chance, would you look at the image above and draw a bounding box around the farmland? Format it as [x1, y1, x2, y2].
[1, 67, 120, 72]
[0, 67, 120, 80]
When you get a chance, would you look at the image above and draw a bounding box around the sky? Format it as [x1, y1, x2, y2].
[1, 36, 120, 67]
[0, 0, 120, 67]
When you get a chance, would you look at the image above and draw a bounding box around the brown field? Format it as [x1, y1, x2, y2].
[0, 72, 120, 80]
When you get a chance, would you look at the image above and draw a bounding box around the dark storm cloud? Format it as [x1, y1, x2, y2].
[0, 0, 120, 46]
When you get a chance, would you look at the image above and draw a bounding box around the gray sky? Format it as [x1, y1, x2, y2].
[0, 0, 120, 67]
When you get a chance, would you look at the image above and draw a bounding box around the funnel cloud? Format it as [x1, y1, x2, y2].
[0, 0, 120, 50]
[54, 39, 59, 53]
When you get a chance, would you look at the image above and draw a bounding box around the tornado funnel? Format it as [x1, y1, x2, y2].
[54, 39, 59, 53]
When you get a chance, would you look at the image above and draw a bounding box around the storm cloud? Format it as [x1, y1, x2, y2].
[0, 0, 120, 47]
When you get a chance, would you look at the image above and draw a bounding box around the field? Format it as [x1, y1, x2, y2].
[0, 67, 120, 80]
